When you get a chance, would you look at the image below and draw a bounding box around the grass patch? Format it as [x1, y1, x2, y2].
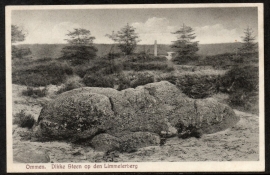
[197, 52, 258, 69]
[156, 73, 177, 85]
[123, 61, 174, 72]
[74, 54, 171, 89]
[56, 76, 84, 94]
[13, 59, 73, 86]
[121, 54, 174, 72]
[13, 110, 35, 129]
[127, 54, 168, 62]
[172, 55, 200, 65]
[221, 65, 259, 113]
[117, 72, 155, 89]
[73, 56, 123, 78]
[176, 74, 220, 99]
[117, 73, 131, 91]
[22, 86, 47, 98]
[130, 72, 155, 88]
[198, 53, 235, 69]
[220, 65, 258, 93]
[83, 73, 115, 88]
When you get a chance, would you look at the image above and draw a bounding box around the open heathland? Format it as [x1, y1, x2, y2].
[12, 41, 259, 163]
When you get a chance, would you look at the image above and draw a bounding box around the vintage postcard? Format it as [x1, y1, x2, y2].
[6, 4, 264, 172]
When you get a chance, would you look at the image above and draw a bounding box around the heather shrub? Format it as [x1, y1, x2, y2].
[57, 76, 84, 94]
[101, 61, 123, 75]
[127, 54, 167, 62]
[13, 61, 73, 86]
[156, 74, 177, 85]
[227, 91, 258, 114]
[220, 65, 258, 93]
[221, 65, 259, 114]
[115, 72, 155, 90]
[13, 110, 35, 129]
[12, 45, 32, 59]
[198, 53, 235, 69]
[198, 52, 258, 69]
[176, 74, 219, 99]
[80, 57, 123, 76]
[130, 72, 154, 88]
[123, 61, 174, 72]
[73, 65, 89, 78]
[121, 53, 173, 72]
[117, 74, 131, 91]
[172, 55, 199, 65]
[22, 86, 47, 98]
[175, 122, 202, 139]
[83, 73, 114, 88]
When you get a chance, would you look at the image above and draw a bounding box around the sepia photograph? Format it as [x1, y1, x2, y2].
[6, 4, 264, 172]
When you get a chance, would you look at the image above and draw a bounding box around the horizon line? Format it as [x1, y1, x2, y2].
[15, 42, 243, 45]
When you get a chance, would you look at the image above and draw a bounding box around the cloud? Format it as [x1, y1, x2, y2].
[22, 20, 52, 44]
[130, 18, 241, 44]
[131, 19, 241, 44]
[51, 22, 81, 43]
[22, 21, 81, 44]
[195, 24, 241, 44]
[131, 17, 176, 44]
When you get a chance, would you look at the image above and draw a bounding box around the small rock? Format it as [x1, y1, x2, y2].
[72, 151, 83, 156]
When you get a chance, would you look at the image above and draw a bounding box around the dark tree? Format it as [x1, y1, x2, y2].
[61, 28, 97, 65]
[12, 25, 26, 43]
[11, 25, 31, 59]
[107, 23, 140, 55]
[238, 27, 257, 54]
[171, 24, 199, 64]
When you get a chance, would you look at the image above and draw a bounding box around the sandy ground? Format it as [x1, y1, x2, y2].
[12, 84, 259, 163]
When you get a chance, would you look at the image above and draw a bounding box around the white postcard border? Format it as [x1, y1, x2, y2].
[6, 3, 265, 172]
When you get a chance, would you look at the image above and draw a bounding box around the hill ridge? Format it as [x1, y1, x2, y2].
[15, 42, 243, 59]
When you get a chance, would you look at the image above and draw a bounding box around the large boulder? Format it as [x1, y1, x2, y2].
[119, 132, 161, 152]
[33, 81, 239, 151]
[90, 132, 160, 152]
[90, 133, 121, 152]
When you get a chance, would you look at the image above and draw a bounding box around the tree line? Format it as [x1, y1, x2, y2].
[11, 23, 257, 64]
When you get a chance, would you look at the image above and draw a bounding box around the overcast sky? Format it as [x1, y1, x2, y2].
[11, 7, 258, 44]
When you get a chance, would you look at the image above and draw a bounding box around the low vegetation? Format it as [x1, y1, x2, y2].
[220, 65, 258, 93]
[172, 55, 200, 65]
[156, 73, 177, 85]
[197, 52, 258, 69]
[155, 63, 258, 113]
[221, 65, 259, 113]
[13, 110, 35, 129]
[130, 72, 155, 88]
[117, 72, 155, 90]
[83, 73, 115, 88]
[56, 76, 84, 94]
[11, 25, 259, 115]
[123, 54, 174, 72]
[13, 59, 73, 86]
[22, 86, 47, 98]
[176, 74, 220, 99]
[117, 73, 131, 91]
